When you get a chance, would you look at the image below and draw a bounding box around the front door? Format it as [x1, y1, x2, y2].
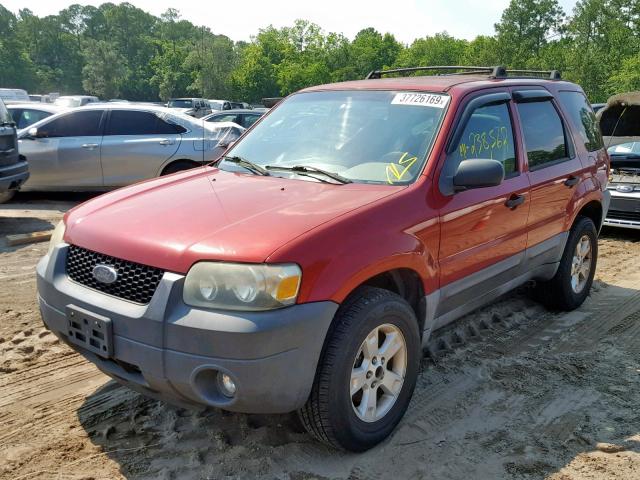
[19, 109, 104, 190]
[436, 91, 530, 321]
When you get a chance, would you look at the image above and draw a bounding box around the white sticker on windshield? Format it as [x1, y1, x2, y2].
[391, 92, 449, 108]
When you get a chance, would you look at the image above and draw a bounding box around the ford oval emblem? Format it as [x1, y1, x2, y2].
[92, 264, 118, 284]
[616, 185, 633, 193]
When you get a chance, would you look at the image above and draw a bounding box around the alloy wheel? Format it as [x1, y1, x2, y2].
[350, 323, 407, 422]
[570, 234, 592, 294]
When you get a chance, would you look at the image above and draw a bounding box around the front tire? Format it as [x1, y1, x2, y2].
[298, 287, 421, 451]
[536, 216, 598, 311]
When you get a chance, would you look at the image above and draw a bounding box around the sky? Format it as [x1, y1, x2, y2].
[2, 0, 578, 44]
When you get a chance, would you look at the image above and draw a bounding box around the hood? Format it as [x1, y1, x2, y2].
[64, 168, 399, 273]
[598, 91, 640, 148]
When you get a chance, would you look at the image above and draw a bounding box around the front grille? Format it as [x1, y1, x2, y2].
[66, 245, 164, 304]
[607, 209, 640, 223]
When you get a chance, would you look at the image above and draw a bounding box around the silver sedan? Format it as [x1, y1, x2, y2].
[18, 105, 244, 191]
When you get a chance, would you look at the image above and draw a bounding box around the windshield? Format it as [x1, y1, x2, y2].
[168, 99, 193, 108]
[0, 99, 12, 124]
[54, 97, 81, 108]
[222, 90, 448, 184]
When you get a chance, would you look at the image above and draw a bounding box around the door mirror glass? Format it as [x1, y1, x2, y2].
[453, 159, 505, 191]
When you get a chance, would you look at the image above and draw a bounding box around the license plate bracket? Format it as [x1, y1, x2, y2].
[65, 305, 113, 358]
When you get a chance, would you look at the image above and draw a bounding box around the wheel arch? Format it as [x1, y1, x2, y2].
[339, 267, 427, 336]
[575, 199, 603, 231]
[159, 158, 201, 176]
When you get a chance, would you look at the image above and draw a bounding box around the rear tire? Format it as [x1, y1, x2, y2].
[161, 160, 199, 176]
[536, 216, 598, 311]
[0, 190, 15, 204]
[298, 287, 421, 451]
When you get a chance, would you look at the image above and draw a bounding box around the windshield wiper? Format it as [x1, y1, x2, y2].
[222, 155, 270, 176]
[265, 165, 352, 184]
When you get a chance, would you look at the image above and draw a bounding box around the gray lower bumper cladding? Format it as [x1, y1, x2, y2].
[37, 245, 338, 414]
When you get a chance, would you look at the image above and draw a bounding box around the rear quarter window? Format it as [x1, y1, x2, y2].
[558, 91, 604, 152]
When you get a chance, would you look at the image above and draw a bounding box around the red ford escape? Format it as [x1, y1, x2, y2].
[37, 66, 610, 451]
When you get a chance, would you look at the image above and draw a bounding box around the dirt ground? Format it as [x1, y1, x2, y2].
[1, 192, 640, 480]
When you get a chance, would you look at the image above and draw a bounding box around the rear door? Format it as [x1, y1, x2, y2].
[100, 109, 181, 186]
[436, 90, 530, 320]
[19, 109, 105, 189]
[513, 89, 584, 257]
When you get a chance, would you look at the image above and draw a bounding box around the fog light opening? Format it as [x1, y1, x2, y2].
[218, 372, 237, 398]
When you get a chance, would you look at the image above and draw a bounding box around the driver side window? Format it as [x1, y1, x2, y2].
[448, 102, 517, 176]
[41, 110, 104, 138]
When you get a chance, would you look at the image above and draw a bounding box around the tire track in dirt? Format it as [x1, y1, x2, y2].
[1, 210, 639, 479]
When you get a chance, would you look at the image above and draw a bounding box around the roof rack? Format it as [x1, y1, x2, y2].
[365, 66, 561, 81]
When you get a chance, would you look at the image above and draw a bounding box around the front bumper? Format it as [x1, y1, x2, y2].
[37, 245, 338, 413]
[603, 189, 640, 230]
[0, 160, 29, 192]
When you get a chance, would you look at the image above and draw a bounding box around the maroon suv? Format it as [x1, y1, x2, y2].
[38, 66, 610, 451]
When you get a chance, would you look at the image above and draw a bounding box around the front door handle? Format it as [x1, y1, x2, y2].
[564, 176, 580, 187]
[159, 139, 173, 145]
[81, 143, 98, 150]
[505, 193, 525, 209]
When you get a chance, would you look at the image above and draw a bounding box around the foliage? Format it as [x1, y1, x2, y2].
[2, 0, 640, 102]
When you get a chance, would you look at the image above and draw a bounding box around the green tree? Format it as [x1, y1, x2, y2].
[81, 39, 126, 98]
[394, 33, 468, 68]
[495, 0, 565, 67]
[0, 5, 36, 89]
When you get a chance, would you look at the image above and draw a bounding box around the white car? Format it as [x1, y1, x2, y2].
[53, 95, 100, 108]
[7, 103, 65, 130]
[0, 88, 30, 103]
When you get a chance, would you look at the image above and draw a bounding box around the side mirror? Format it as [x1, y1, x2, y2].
[453, 159, 505, 191]
[22, 127, 40, 139]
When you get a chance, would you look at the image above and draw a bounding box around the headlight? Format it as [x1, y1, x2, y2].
[47, 221, 66, 256]
[183, 262, 302, 311]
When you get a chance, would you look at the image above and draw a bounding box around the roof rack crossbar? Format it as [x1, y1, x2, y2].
[365, 66, 561, 80]
[365, 66, 497, 79]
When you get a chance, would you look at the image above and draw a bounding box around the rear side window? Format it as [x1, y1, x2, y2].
[208, 114, 238, 124]
[448, 102, 517, 175]
[41, 110, 103, 137]
[517, 101, 568, 170]
[106, 110, 180, 135]
[243, 114, 261, 127]
[558, 91, 604, 152]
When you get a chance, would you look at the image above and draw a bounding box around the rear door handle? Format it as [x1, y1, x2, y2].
[81, 143, 98, 150]
[505, 193, 525, 209]
[564, 176, 580, 187]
